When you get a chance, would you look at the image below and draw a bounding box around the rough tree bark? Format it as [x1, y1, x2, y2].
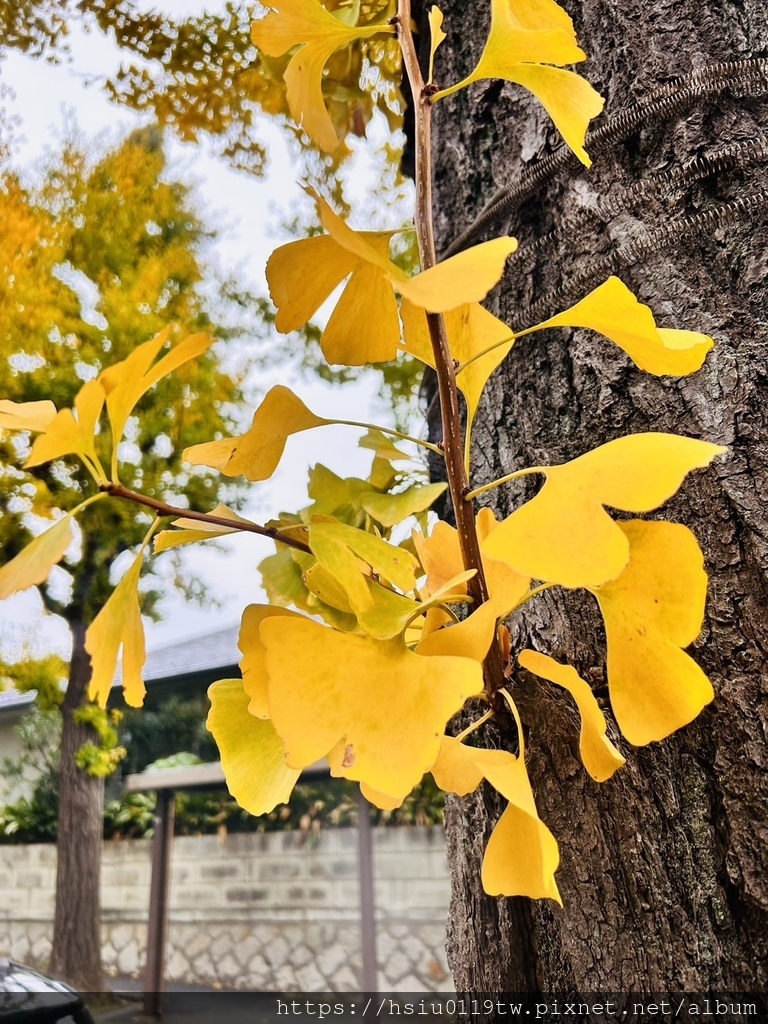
[421, 0, 768, 1002]
[49, 621, 104, 993]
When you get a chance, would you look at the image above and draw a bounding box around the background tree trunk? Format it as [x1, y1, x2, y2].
[422, 0, 768, 1000]
[49, 621, 104, 993]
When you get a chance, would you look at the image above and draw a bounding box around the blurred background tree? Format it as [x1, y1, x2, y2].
[0, 124, 247, 990]
[0, 0, 403, 179]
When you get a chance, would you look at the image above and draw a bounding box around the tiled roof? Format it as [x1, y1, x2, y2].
[113, 622, 241, 688]
[0, 624, 242, 713]
[0, 689, 36, 712]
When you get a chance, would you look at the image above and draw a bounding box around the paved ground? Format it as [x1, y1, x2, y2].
[97, 990, 283, 1024]
[97, 978, 280, 1023]
[96, 985, 450, 1024]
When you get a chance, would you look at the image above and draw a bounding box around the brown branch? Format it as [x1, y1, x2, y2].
[396, 0, 507, 698]
[100, 482, 313, 555]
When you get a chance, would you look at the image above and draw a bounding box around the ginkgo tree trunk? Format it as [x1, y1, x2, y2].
[421, 0, 768, 996]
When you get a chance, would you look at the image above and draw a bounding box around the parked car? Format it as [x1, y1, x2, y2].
[0, 960, 95, 1024]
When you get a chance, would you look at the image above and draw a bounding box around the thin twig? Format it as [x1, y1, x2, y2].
[101, 482, 313, 555]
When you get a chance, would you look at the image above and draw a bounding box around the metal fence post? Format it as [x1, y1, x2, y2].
[357, 790, 378, 992]
[144, 788, 175, 1017]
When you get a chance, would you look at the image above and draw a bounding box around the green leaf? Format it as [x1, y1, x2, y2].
[361, 482, 447, 528]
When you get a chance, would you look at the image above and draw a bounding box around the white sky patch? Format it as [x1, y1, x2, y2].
[52, 262, 109, 330]
[0, 11, 421, 654]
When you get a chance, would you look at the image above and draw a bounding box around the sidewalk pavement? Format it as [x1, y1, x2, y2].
[97, 981, 353, 1024]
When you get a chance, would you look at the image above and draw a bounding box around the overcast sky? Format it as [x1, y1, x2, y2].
[0, 9, 416, 659]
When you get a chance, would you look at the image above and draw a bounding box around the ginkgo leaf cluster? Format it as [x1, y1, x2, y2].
[0, 131, 243, 627]
[0, 328, 219, 711]
[250, 0, 604, 163]
[0, 0, 727, 907]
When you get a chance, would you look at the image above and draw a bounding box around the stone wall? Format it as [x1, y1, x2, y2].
[0, 827, 452, 991]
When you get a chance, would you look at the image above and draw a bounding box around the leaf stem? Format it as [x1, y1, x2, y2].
[465, 466, 546, 501]
[70, 490, 109, 518]
[498, 687, 525, 756]
[80, 452, 110, 489]
[396, 0, 506, 698]
[404, 595, 470, 632]
[332, 418, 443, 455]
[139, 514, 164, 551]
[510, 582, 557, 613]
[454, 332, 516, 374]
[100, 483, 313, 555]
[454, 324, 544, 376]
[454, 708, 494, 742]
[110, 435, 120, 486]
[430, 79, 469, 103]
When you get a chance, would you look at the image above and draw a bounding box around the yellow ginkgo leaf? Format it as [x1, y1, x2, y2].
[533, 276, 714, 376]
[592, 520, 714, 746]
[259, 615, 481, 799]
[401, 300, 515, 439]
[101, 329, 214, 449]
[480, 0, 585, 66]
[370, 459, 402, 491]
[321, 259, 401, 365]
[496, 64, 604, 167]
[25, 380, 105, 469]
[306, 463, 373, 520]
[353, 566, 478, 643]
[207, 678, 300, 815]
[311, 190, 402, 276]
[355, 580, 421, 640]
[432, 0, 603, 165]
[86, 548, 146, 708]
[184, 385, 327, 481]
[267, 189, 515, 365]
[481, 762, 562, 902]
[308, 520, 418, 615]
[414, 512, 529, 619]
[267, 229, 401, 365]
[431, 734, 561, 901]
[259, 547, 311, 610]
[358, 429, 411, 463]
[507, 0, 581, 35]
[360, 783, 405, 811]
[416, 599, 498, 664]
[361, 482, 447, 528]
[154, 505, 254, 553]
[258, 544, 360, 634]
[239, 604, 305, 718]
[483, 433, 726, 589]
[303, 563, 355, 614]
[413, 520, 464, 595]
[397, 238, 518, 313]
[518, 649, 625, 782]
[431, 735, 485, 796]
[251, 0, 393, 152]
[268, 234, 359, 334]
[428, 7, 447, 84]
[0, 399, 57, 433]
[0, 515, 73, 601]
